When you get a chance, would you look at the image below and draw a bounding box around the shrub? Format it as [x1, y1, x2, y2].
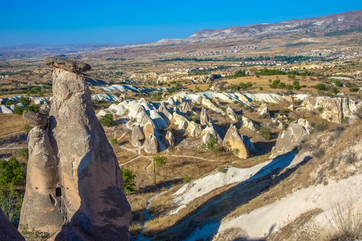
[217, 166, 226, 173]
[183, 175, 191, 183]
[314, 83, 326, 91]
[150, 92, 162, 101]
[5, 100, 14, 106]
[99, 114, 113, 126]
[202, 137, 222, 156]
[315, 121, 328, 131]
[19, 97, 31, 105]
[110, 138, 117, 146]
[349, 86, 359, 92]
[13, 106, 25, 115]
[120, 169, 136, 194]
[23, 125, 32, 133]
[259, 127, 271, 140]
[317, 106, 324, 114]
[18, 148, 28, 160]
[259, 87, 263, 91]
[24, 105, 38, 113]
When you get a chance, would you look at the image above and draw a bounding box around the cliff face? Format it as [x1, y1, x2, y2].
[19, 57, 131, 241]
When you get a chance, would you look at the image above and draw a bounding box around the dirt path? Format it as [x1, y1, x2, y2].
[0, 143, 24, 151]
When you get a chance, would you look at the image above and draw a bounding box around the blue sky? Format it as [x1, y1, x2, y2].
[1, 0, 361, 47]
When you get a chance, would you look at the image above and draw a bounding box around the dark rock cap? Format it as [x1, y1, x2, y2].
[44, 57, 91, 73]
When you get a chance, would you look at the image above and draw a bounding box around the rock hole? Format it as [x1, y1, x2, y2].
[35, 187, 38, 189]
[56, 187, 62, 197]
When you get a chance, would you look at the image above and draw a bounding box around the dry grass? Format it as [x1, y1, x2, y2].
[0, 114, 26, 137]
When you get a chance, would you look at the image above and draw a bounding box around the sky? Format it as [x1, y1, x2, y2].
[1, 0, 362, 47]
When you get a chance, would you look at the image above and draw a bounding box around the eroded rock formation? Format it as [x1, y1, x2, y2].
[200, 106, 211, 126]
[19, 58, 131, 240]
[223, 124, 249, 159]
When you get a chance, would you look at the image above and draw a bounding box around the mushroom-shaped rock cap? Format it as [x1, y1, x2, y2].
[44, 57, 91, 73]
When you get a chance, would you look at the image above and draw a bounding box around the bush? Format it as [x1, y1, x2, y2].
[18, 148, 28, 160]
[183, 175, 191, 183]
[19, 97, 31, 105]
[23, 125, 32, 133]
[150, 92, 162, 101]
[349, 86, 359, 92]
[120, 169, 136, 194]
[315, 122, 328, 131]
[317, 106, 324, 114]
[110, 138, 117, 146]
[24, 105, 38, 113]
[13, 106, 24, 115]
[202, 137, 222, 156]
[259, 127, 271, 140]
[259, 87, 263, 91]
[217, 166, 226, 173]
[314, 83, 326, 91]
[5, 100, 14, 106]
[99, 114, 113, 126]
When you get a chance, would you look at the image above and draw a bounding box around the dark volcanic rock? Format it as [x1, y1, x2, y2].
[44, 57, 91, 73]
[0, 209, 25, 241]
[23, 110, 48, 129]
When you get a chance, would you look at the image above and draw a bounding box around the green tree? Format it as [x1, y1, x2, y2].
[202, 137, 222, 156]
[99, 114, 114, 126]
[183, 175, 191, 183]
[19, 97, 31, 105]
[5, 99, 14, 106]
[0, 157, 27, 227]
[120, 169, 136, 194]
[155, 156, 167, 177]
[18, 148, 28, 160]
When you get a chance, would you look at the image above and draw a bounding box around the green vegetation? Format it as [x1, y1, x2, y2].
[315, 121, 329, 131]
[183, 175, 191, 183]
[168, 87, 179, 95]
[18, 148, 29, 160]
[202, 137, 222, 156]
[150, 92, 162, 101]
[5, 100, 14, 106]
[270, 79, 302, 90]
[120, 169, 136, 194]
[99, 114, 114, 126]
[217, 166, 226, 173]
[110, 138, 117, 146]
[23, 125, 32, 133]
[259, 127, 271, 140]
[0, 157, 27, 227]
[19, 97, 31, 106]
[13, 105, 39, 115]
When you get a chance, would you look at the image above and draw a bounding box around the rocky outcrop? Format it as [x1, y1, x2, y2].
[201, 122, 222, 144]
[226, 106, 237, 121]
[241, 117, 258, 131]
[165, 130, 176, 147]
[1, 209, 25, 241]
[181, 101, 192, 115]
[22, 110, 48, 129]
[118, 93, 127, 102]
[223, 124, 249, 159]
[202, 97, 225, 115]
[257, 103, 269, 116]
[44, 57, 91, 73]
[300, 96, 361, 124]
[271, 122, 310, 158]
[158, 102, 173, 123]
[143, 121, 155, 138]
[144, 133, 158, 154]
[20, 58, 131, 240]
[186, 122, 202, 137]
[200, 106, 211, 126]
[132, 124, 145, 147]
[297, 118, 313, 133]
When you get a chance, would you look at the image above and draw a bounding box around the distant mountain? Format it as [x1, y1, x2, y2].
[0, 43, 145, 60]
[187, 10, 362, 40]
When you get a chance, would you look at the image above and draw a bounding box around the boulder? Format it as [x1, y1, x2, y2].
[223, 124, 249, 159]
[187, 122, 202, 137]
[143, 121, 155, 138]
[200, 106, 211, 126]
[271, 122, 310, 158]
[144, 133, 158, 154]
[181, 101, 192, 115]
[44, 57, 91, 73]
[201, 123, 222, 144]
[158, 102, 173, 123]
[20, 59, 131, 240]
[257, 103, 269, 116]
[241, 117, 257, 131]
[132, 124, 145, 147]
[226, 106, 237, 121]
[22, 110, 48, 129]
[165, 130, 176, 147]
[171, 112, 189, 131]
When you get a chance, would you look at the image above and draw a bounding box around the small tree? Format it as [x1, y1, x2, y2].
[23, 125, 32, 133]
[110, 138, 117, 146]
[5, 100, 14, 106]
[202, 137, 222, 156]
[19, 97, 31, 105]
[99, 114, 114, 126]
[120, 169, 136, 194]
[18, 148, 28, 160]
[155, 156, 167, 177]
[183, 175, 191, 183]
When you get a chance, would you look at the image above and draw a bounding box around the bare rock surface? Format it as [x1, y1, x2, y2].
[257, 103, 269, 116]
[22, 110, 48, 129]
[271, 122, 310, 158]
[223, 124, 249, 159]
[44, 57, 91, 73]
[226, 106, 237, 121]
[144, 133, 158, 154]
[165, 130, 176, 147]
[200, 106, 211, 126]
[19, 59, 131, 240]
[132, 124, 145, 147]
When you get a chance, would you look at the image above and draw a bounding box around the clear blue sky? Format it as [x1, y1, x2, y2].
[1, 0, 361, 47]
